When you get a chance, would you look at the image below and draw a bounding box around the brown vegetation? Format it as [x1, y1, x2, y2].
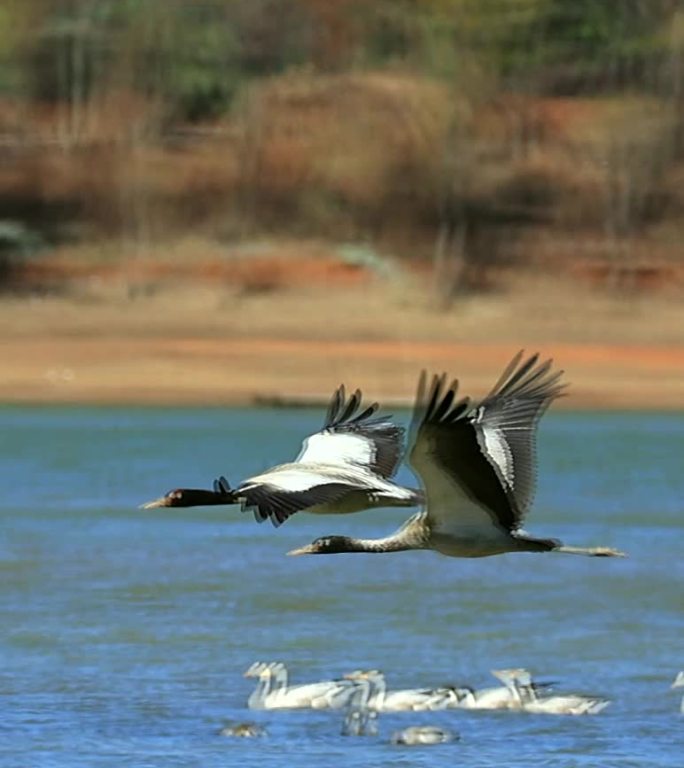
[1, 2, 683, 408]
[4, 71, 684, 296]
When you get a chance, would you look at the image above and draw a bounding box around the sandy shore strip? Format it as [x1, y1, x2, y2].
[2, 336, 683, 409]
[3, 268, 683, 409]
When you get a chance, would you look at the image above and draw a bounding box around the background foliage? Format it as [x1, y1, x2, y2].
[1, 0, 683, 295]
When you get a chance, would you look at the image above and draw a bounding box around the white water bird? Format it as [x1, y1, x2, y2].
[289, 351, 625, 558]
[519, 690, 610, 716]
[497, 668, 610, 715]
[245, 661, 353, 710]
[453, 668, 544, 710]
[343, 670, 459, 711]
[142, 385, 421, 525]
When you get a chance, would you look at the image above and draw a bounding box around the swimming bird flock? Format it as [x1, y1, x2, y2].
[218, 662, 683, 743]
[243, 662, 609, 716]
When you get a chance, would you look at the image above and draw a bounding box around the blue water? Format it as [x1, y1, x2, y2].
[1, 406, 683, 767]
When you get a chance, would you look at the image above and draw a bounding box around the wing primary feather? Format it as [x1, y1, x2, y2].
[445, 382, 470, 423]
[485, 351, 536, 399]
[426, 373, 447, 420]
[418, 377, 468, 426]
[324, 385, 344, 428]
[409, 370, 429, 438]
[322, 384, 384, 431]
[324, 386, 380, 428]
[348, 403, 379, 424]
[485, 355, 566, 404]
[486, 352, 565, 403]
[410, 370, 468, 435]
[431, 386, 455, 422]
[483, 350, 526, 399]
[507, 358, 552, 394]
[469, 351, 567, 519]
[337, 388, 361, 425]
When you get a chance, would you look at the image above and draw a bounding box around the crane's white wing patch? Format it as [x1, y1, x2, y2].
[295, 432, 374, 468]
[235, 470, 359, 526]
[245, 466, 341, 492]
[480, 424, 514, 490]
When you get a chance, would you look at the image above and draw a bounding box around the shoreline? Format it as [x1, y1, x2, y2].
[2, 336, 682, 409]
[3, 266, 683, 410]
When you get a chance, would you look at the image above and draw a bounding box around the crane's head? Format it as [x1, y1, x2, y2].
[140, 487, 232, 509]
[287, 535, 356, 555]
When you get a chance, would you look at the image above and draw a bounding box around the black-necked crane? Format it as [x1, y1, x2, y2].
[142, 386, 421, 526]
[288, 351, 625, 558]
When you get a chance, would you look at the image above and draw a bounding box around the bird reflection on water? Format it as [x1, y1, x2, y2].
[340, 677, 378, 737]
[390, 726, 458, 746]
[671, 671, 684, 714]
[218, 722, 266, 738]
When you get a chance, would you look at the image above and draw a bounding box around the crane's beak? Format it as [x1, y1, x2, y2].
[139, 496, 170, 509]
[287, 543, 317, 556]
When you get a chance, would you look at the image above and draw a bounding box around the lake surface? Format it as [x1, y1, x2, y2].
[1, 406, 683, 767]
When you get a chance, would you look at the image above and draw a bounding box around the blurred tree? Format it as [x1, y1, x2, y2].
[2, 0, 684, 295]
[106, 0, 242, 122]
[0, 1, 32, 96]
[531, 0, 677, 93]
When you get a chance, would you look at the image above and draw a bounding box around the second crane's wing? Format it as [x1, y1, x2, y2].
[408, 352, 565, 535]
[466, 351, 566, 522]
[408, 371, 516, 536]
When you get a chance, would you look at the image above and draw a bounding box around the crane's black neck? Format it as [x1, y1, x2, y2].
[170, 488, 235, 507]
[317, 534, 419, 554]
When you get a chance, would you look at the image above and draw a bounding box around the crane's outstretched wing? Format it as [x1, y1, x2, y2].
[470, 351, 566, 518]
[408, 352, 565, 535]
[294, 385, 405, 478]
[213, 473, 357, 527]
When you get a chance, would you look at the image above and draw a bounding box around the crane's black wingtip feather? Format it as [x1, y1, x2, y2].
[411, 370, 467, 428]
[322, 383, 386, 430]
[481, 350, 567, 405]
